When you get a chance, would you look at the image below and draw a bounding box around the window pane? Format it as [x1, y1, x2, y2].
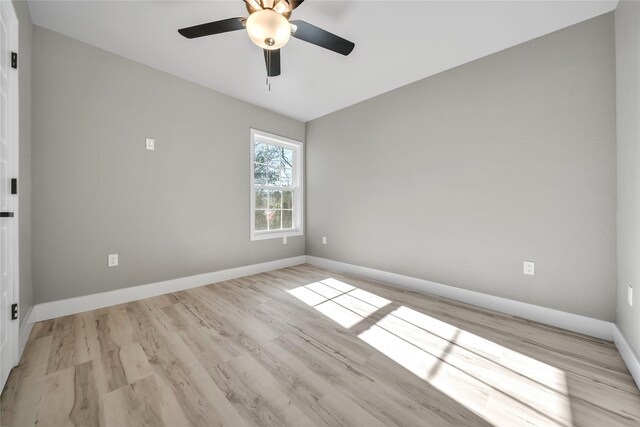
[254, 163, 267, 185]
[268, 210, 281, 230]
[255, 210, 268, 231]
[282, 148, 293, 167]
[279, 166, 292, 187]
[267, 158, 281, 186]
[283, 191, 292, 209]
[266, 145, 281, 173]
[269, 190, 282, 209]
[255, 143, 268, 163]
[255, 190, 268, 209]
[283, 210, 293, 229]
[266, 144, 281, 162]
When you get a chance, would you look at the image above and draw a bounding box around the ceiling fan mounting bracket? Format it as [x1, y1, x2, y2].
[245, 0, 293, 19]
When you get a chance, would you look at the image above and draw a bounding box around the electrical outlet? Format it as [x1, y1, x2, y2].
[283, 236, 287, 245]
[523, 261, 535, 276]
[146, 138, 155, 151]
[322, 236, 327, 245]
[629, 286, 633, 307]
[108, 254, 118, 267]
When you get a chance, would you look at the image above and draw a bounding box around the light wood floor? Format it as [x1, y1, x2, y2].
[1, 264, 639, 426]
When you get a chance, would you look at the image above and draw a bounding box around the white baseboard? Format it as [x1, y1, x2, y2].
[21, 253, 639, 391]
[18, 308, 34, 358]
[613, 325, 640, 390]
[305, 256, 614, 341]
[28, 256, 306, 324]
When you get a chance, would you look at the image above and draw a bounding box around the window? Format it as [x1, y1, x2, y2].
[250, 129, 303, 240]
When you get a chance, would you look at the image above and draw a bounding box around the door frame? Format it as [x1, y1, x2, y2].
[1, 0, 20, 385]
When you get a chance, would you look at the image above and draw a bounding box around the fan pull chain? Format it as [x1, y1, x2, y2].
[266, 50, 271, 92]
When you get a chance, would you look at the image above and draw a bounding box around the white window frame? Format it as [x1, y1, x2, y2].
[250, 129, 304, 241]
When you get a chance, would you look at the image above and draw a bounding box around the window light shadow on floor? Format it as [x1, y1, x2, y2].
[287, 278, 573, 427]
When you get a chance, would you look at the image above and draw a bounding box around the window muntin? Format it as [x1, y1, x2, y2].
[250, 130, 303, 240]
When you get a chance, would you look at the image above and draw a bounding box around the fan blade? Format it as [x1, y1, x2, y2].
[290, 20, 354, 56]
[263, 49, 281, 77]
[178, 18, 245, 39]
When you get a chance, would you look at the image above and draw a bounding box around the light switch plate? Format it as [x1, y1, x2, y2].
[283, 236, 287, 245]
[146, 138, 155, 151]
[629, 285, 633, 307]
[523, 261, 535, 276]
[108, 254, 118, 267]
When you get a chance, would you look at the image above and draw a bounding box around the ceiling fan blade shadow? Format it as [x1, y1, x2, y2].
[178, 17, 245, 39]
[264, 49, 281, 77]
[290, 20, 354, 56]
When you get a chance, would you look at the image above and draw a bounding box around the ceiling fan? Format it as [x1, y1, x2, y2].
[178, 0, 355, 78]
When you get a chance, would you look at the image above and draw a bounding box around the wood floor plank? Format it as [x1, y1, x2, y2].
[124, 300, 245, 427]
[33, 319, 55, 340]
[35, 365, 76, 426]
[106, 308, 138, 347]
[156, 332, 246, 427]
[94, 313, 128, 393]
[181, 286, 283, 344]
[163, 303, 243, 365]
[46, 316, 77, 375]
[103, 374, 190, 427]
[69, 361, 100, 427]
[1, 373, 42, 426]
[3, 264, 639, 427]
[119, 344, 154, 385]
[19, 335, 54, 379]
[72, 312, 99, 366]
[257, 338, 388, 427]
[217, 353, 317, 427]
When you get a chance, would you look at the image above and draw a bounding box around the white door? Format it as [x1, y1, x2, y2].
[0, 0, 18, 392]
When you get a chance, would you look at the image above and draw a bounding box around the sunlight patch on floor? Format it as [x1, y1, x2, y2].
[288, 277, 573, 427]
[287, 278, 391, 328]
[360, 306, 573, 426]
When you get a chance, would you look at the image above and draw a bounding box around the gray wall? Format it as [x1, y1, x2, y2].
[616, 1, 640, 354]
[12, 0, 32, 327]
[306, 13, 617, 321]
[32, 26, 305, 303]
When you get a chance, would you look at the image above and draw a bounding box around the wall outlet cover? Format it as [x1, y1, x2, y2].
[283, 236, 287, 245]
[322, 236, 327, 245]
[523, 261, 535, 276]
[108, 254, 119, 267]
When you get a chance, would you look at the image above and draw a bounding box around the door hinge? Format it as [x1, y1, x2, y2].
[11, 52, 17, 69]
[11, 303, 18, 320]
[11, 178, 17, 195]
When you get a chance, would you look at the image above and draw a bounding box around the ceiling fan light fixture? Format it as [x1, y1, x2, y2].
[246, 9, 291, 50]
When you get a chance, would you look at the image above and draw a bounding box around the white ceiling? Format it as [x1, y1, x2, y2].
[28, 0, 617, 122]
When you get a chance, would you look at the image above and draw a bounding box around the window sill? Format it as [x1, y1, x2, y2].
[250, 229, 304, 241]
